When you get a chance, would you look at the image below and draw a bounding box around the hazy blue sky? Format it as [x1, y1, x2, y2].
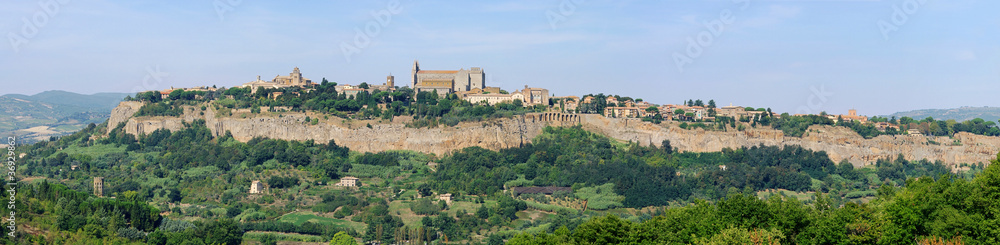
[2, 0, 998, 115]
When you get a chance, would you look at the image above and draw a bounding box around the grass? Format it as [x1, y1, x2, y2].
[524, 200, 578, 214]
[278, 211, 366, 233]
[389, 200, 424, 228]
[243, 231, 326, 243]
[444, 200, 482, 217]
[757, 189, 816, 202]
[396, 190, 419, 200]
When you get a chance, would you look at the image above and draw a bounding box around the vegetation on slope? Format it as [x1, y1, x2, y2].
[509, 152, 1000, 244]
[9, 115, 994, 244]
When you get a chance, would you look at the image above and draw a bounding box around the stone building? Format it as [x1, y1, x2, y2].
[520, 85, 550, 106]
[551, 96, 580, 113]
[604, 106, 645, 118]
[249, 181, 265, 194]
[461, 85, 549, 107]
[829, 109, 869, 124]
[241, 67, 315, 93]
[411, 61, 485, 96]
[875, 122, 900, 132]
[272, 67, 313, 86]
[335, 177, 360, 187]
[463, 92, 521, 105]
[94, 177, 104, 197]
[438, 193, 452, 205]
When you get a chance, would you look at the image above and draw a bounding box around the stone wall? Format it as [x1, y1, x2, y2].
[109, 103, 1000, 167]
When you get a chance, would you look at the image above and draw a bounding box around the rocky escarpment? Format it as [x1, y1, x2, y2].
[110, 103, 1000, 167]
[107, 101, 144, 133]
[119, 105, 568, 156]
[579, 116, 1000, 167]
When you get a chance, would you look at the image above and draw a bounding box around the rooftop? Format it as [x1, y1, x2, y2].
[417, 70, 459, 74]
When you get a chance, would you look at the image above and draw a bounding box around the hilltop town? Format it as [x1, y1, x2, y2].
[15, 63, 1000, 245]
[137, 63, 999, 142]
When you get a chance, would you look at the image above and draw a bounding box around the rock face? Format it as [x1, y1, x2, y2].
[110, 103, 1000, 167]
[107, 101, 144, 133]
[577, 116, 1000, 167]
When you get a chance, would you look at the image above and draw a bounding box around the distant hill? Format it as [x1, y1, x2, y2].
[888, 106, 1000, 122]
[0, 90, 130, 143]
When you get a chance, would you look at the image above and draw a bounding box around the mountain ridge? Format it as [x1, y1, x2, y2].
[0, 90, 129, 143]
[887, 106, 1000, 122]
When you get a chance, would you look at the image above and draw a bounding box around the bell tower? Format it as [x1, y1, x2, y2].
[411, 60, 420, 88]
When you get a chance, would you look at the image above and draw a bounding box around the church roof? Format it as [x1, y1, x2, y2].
[417, 70, 459, 74]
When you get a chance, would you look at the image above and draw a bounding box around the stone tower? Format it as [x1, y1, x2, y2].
[290, 67, 302, 85]
[411, 60, 420, 88]
[94, 177, 104, 197]
[386, 75, 394, 88]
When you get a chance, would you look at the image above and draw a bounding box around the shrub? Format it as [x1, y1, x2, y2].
[410, 198, 441, 215]
[267, 176, 300, 189]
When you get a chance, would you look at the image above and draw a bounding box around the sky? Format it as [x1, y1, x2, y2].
[1, 0, 998, 116]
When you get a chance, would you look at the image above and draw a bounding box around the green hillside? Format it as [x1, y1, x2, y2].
[6, 117, 995, 244]
[0, 90, 129, 143]
[889, 106, 1000, 122]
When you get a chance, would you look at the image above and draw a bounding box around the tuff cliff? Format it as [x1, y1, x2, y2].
[110, 102, 1000, 167]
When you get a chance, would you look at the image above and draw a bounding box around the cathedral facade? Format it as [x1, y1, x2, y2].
[410, 61, 485, 96]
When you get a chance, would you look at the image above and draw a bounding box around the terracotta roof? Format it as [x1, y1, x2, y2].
[417, 70, 459, 74]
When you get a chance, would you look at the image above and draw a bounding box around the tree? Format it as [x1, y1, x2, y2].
[661, 140, 673, 154]
[167, 188, 182, 203]
[200, 218, 244, 245]
[330, 231, 358, 245]
[169, 89, 185, 100]
[418, 184, 432, 197]
[646, 106, 659, 114]
[708, 100, 716, 108]
[573, 215, 634, 244]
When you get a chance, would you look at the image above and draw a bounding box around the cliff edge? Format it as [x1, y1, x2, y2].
[109, 103, 1000, 167]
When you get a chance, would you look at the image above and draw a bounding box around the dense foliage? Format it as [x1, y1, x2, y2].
[0, 181, 243, 244]
[433, 126, 875, 207]
[509, 152, 1000, 244]
[770, 113, 1000, 138]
